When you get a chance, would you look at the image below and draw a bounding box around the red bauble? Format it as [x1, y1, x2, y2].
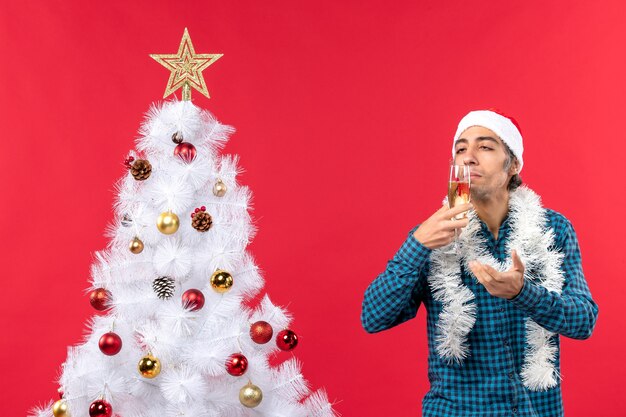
[98, 332, 122, 356]
[276, 329, 298, 351]
[89, 288, 111, 311]
[174, 142, 197, 163]
[89, 399, 112, 417]
[225, 353, 248, 376]
[182, 289, 205, 311]
[250, 321, 273, 344]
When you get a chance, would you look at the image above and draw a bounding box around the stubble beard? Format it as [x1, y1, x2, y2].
[470, 185, 491, 203]
[470, 175, 510, 203]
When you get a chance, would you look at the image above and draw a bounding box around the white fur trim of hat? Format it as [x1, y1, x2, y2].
[452, 110, 524, 173]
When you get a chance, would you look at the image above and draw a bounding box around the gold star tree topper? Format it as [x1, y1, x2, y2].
[150, 28, 223, 100]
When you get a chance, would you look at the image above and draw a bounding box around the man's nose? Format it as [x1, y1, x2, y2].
[463, 149, 477, 165]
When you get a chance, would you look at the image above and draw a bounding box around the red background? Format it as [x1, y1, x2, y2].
[1, 1, 623, 416]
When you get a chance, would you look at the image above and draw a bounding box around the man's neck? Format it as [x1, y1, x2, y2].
[472, 190, 510, 240]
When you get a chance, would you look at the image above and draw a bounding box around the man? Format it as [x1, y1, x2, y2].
[361, 110, 598, 416]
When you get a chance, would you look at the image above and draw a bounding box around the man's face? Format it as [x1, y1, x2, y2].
[453, 126, 518, 201]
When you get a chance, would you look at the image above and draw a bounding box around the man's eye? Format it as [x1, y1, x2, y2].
[479, 146, 492, 150]
[456, 148, 466, 154]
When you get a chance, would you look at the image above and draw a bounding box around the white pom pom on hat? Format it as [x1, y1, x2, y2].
[453, 109, 524, 173]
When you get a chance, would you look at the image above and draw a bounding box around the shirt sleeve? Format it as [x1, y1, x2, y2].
[508, 216, 599, 340]
[361, 225, 432, 333]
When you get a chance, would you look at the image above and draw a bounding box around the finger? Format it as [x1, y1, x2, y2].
[443, 202, 473, 218]
[440, 230, 455, 244]
[481, 264, 502, 281]
[434, 205, 449, 217]
[500, 271, 523, 282]
[442, 202, 473, 219]
[473, 267, 492, 287]
[511, 250, 525, 272]
[469, 261, 493, 284]
[469, 261, 484, 283]
[442, 218, 469, 231]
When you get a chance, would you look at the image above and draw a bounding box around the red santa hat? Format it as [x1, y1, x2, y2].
[453, 109, 524, 173]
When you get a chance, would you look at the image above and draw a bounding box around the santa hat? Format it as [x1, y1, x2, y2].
[453, 109, 524, 173]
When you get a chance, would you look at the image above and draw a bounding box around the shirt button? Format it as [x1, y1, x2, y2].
[504, 339, 509, 346]
[500, 307, 505, 312]
[512, 407, 518, 414]
[508, 372, 514, 379]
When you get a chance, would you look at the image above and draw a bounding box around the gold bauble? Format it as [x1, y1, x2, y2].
[210, 269, 233, 293]
[157, 211, 180, 234]
[239, 382, 263, 408]
[129, 237, 144, 254]
[138, 354, 161, 378]
[213, 179, 227, 197]
[52, 399, 70, 417]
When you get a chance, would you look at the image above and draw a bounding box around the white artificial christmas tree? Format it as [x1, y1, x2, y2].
[31, 29, 335, 417]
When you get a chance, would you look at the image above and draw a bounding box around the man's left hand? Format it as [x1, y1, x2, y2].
[468, 250, 525, 300]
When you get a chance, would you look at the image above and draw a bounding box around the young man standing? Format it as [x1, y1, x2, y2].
[361, 110, 598, 416]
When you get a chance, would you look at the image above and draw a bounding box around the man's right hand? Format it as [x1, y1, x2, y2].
[412, 203, 473, 249]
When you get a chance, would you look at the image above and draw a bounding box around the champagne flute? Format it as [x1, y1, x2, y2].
[448, 165, 471, 248]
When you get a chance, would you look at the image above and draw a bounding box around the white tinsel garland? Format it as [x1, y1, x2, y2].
[428, 186, 565, 391]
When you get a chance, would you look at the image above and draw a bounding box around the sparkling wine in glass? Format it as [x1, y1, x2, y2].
[448, 165, 471, 219]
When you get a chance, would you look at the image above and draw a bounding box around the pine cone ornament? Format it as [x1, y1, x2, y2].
[152, 276, 175, 299]
[121, 213, 133, 227]
[130, 159, 152, 181]
[191, 206, 212, 232]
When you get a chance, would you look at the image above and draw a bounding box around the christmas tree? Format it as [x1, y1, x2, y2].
[31, 29, 335, 417]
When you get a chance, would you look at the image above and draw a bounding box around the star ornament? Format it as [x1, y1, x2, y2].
[150, 28, 222, 100]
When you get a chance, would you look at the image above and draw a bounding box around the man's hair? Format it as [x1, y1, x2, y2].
[503, 142, 522, 191]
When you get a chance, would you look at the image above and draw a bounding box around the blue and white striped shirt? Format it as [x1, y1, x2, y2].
[361, 209, 598, 416]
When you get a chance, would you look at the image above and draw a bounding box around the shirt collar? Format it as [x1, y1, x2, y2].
[478, 212, 511, 244]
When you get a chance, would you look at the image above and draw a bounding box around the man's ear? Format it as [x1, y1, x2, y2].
[509, 158, 520, 175]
